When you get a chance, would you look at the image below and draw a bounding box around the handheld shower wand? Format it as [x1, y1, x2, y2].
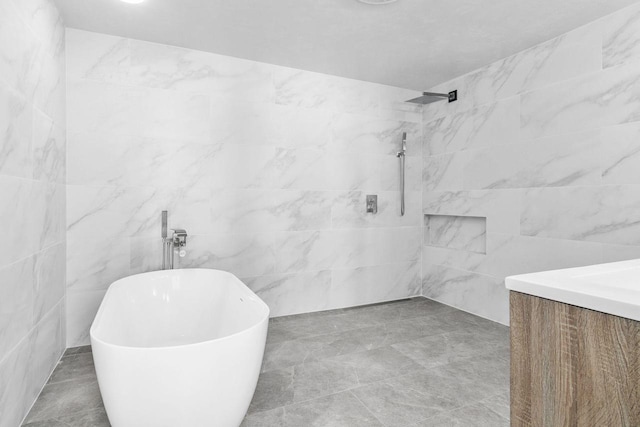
[397, 132, 407, 216]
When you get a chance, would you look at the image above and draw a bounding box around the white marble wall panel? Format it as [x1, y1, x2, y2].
[0, 186, 65, 301]
[65, 29, 130, 83]
[422, 21, 602, 122]
[603, 2, 640, 69]
[0, 83, 32, 179]
[66, 236, 130, 293]
[329, 261, 421, 306]
[175, 224, 415, 283]
[423, 189, 522, 235]
[380, 155, 422, 192]
[0, 1, 40, 100]
[0, 256, 35, 359]
[0, 301, 64, 427]
[211, 189, 334, 234]
[66, 185, 160, 241]
[209, 101, 279, 146]
[0, 177, 42, 265]
[601, 121, 640, 185]
[128, 39, 275, 103]
[65, 29, 275, 103]
[0, 1, 66, 422]
[67, 130, 416, 193]
[332, 190, 422, 229]
[67, 80, 210, 141]
[330, 113, 422, 157]
[269, 104, 333, 149]
[521, 185, 640, 245]
[274, 68, 380, 115]
[67, 132, 219, 188]
[66, 29, 422, 345]
[328, 227, 422, 270]
[422, 264, 509, 324]
[423, 152, 466, 192]
[66, 289, 106, 350]
[601, 243, 640, 263]
[271, 227, 422, 275]
[179, 233, 278, 278]
[423, 96, 519, 156]
[423, 234, 602, 279]
[521, 61, 640, 140]
[270, 230, 335, 274]
[32, 19, 65, 125]
[241, 270, 333, 317]
[421, 4, 640, 325]
[32, 109, 65, 183]
[463, 131, 603, 189]
[129, 236, 163, 275]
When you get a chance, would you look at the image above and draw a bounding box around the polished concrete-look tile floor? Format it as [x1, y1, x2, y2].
[22, 298, 510, 426]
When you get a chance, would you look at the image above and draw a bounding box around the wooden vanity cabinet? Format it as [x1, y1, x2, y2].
[510, 291, 640, 427]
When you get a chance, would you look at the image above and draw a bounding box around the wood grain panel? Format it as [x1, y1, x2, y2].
[576, 307, 640, 426]
[510, 291, 532, 426]
[510, 291, 640, 427]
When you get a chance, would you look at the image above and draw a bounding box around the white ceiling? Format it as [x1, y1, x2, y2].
[54, 0, 638, 90]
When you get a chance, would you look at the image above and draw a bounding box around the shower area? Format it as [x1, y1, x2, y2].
[64, 29, 432, 346]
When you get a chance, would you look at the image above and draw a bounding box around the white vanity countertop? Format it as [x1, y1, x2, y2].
[506, 259, 640, 322]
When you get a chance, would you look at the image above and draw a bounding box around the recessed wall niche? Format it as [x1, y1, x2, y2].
[424, 214, 487, 254]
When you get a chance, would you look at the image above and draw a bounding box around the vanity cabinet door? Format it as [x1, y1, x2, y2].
[510, 291, 640, 427]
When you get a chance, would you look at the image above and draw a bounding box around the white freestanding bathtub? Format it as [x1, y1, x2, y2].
[90, 269, 270, 427]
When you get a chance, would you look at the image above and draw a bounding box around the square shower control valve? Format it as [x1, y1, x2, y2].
[366, 194, 378, 214]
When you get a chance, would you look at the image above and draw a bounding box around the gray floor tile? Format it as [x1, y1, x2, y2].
[351, 317, 450, 349]
[249, 358, 360, 413]
[480, 391, 510, 420]
[350, 374, 446, 426]
[22, 420, 68, 427]
[445, 352, 510, 395]
[262, 329, 364, 372]
[242, 391, 384, 427]
[62, 346, 92, 357]
[23, 376, 103, 424]
[352, 360, 502, 427]
[391, 328, 509, 370]
[414, 402, 509, 427]
[413, 310, 480, 333]
[241, 406, 288, 427]
[329, 346, 424, 384]
[268, 311, 373, 341]
[22, 299, 511, 426]
[266, 298, 450, 344]
[262, 313, 459, 373]
[23, 408, 110, 427]
[48, 353, 96, 384]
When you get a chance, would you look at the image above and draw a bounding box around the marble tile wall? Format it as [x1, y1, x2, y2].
[65, 29, 423, 346]
[0, 0, 66, 425]
[421, 2, 640, 325]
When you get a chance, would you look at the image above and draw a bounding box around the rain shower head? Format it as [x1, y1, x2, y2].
[406, 91, 457, 105]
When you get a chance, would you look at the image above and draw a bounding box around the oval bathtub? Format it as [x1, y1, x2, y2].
[90, 269, 270, 427]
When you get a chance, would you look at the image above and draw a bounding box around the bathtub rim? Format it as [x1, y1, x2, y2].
[90, 268, 270, 351]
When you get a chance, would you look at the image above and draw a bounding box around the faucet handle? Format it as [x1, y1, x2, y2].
[171, 228, 188, 247]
